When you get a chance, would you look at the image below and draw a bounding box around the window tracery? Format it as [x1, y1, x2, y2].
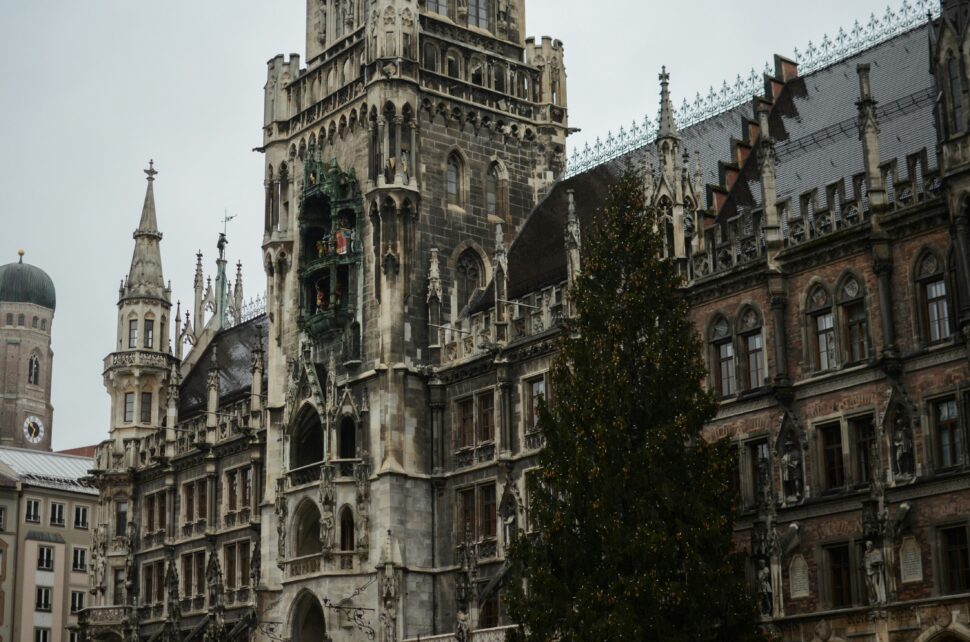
[455, 249, 484, 310]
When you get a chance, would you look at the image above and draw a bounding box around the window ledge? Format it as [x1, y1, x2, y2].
[447, 203, 466, 215]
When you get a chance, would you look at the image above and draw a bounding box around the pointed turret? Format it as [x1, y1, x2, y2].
[104, 161, 178, 449]
[123, 161, 170, 303]
[657, 66, 680, 141]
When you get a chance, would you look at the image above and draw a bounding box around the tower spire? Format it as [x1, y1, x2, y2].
[124, 160, 168, 302]
[657, 67, 679, 140]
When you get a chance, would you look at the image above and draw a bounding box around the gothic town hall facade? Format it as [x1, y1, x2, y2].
[77, 0, 970, 641]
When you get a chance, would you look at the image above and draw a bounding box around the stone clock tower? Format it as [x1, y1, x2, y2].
[0, 250, 56, 450]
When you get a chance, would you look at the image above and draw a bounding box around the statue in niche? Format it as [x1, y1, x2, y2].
[399, 149, 409, 181]
[317, 1, 327, 45]
[455, 610, 470, 642]
[250, 540, 261, 588]
[780, 437, 803, 502]
[320, 503, 335, 553]
[756, 455, 772, 507]
[891, 409, 914, 477]
[864, 540, 887, 605]
[757, 559, 773, 616]
[275, 479, 287, 564]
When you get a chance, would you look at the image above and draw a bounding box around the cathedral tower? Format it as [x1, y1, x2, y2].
[258, 0, 568, 638]
[0, 250, 56, 450]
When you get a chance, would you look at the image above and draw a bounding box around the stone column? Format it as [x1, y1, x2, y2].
[874, 257, 897, 358]
[769, 294, 790, 385]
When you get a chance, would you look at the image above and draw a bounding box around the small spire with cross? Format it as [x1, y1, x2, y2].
[144, 159, 158, 182]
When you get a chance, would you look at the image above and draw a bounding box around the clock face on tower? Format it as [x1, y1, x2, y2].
[23, 416, 45, 444]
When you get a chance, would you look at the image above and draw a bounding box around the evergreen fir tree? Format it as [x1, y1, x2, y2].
[505, 167, 763, 640]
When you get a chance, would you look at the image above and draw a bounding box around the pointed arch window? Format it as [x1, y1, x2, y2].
[837, 276, 869, 364]
[294, 501, 323, 557]
[807, 285, 837, 371]
[738, 308, 764, 391]
[456, 250, 484, 310]
[710, 317, 735, 398]
[291, 410, 325, 469]
[447, 154, 463, 206]
[27, 356, 40, 386]
[423, 43, 439, 72]
[917, 252, 952, 344]
[486, 164, 499, 217]
[338, 417, 357, 460]
[948, 54, 964, 134]
[339, 507, 355, 552]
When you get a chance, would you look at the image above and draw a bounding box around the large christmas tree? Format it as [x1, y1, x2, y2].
[506, 168, 763, 640]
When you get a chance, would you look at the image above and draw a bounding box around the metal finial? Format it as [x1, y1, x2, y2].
[145, 159, 158, 182]
[17, 249, 24, 263]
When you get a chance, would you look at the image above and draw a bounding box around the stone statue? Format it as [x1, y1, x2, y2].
[275, 479, 287, 565]
[757, 559, 773, 616]
[455, 610, 470, 642]
[250, 540, 261, 588]
[892, 411, 914, 477]
[206, 552, 223, 608]
[92, 525, 106, 593]
[864, 540, 886, 605]
[320, 464, 336, 506]
[781, 438, 803, 501]
[320, 504, 335, 553]
[381, 565, 399, 642]
[400, 149, 409, 181]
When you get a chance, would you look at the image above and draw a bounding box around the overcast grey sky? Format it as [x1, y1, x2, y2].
[0, 0, 899, 450]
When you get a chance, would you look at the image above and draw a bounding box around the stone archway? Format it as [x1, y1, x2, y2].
[913, 620, 970, 642]
[291, 591, 327, 642]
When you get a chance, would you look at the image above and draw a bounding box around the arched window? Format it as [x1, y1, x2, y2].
[446, 52, 462, 79]
[423, 43, 439, 72]
[31, 317, 37, 329]
[456, 250, 484, 310]
[469, 0, 490, 28]
[291, 409, 324, 469]
[28, 356, 40, 386]
[486, 164, 499, 217]
[494, 63, 507, 93]
[836, 275, 869, 364]
[916, 252, 952, 344]
[737, 308, 764, 391]
[40, 319, 46, 331]
[339, 507, 355, 552]
[807, 285, 836, 371]
[470, 64, 484, 86]
[17, 314, 24, 327]
[4, 314, 11, 326]
[338, 417, 357, 460]
[446, 154, 463, 206]
[709, 316, 735, 398]
[948, 54, 964, 134]
[293, 500, 322, 557]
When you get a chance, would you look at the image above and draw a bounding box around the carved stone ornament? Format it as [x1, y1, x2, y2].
[810, 286, 829, 309]
[742, 308, 759, 330]
[842, 278, 860, 300]
[275, 478, 287, 567]
[919, 253, 939, 278]
[713, 318, 730, 339]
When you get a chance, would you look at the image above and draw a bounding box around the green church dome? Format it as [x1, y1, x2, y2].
[0, 252, 56, 310]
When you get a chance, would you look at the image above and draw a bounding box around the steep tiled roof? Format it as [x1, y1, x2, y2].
[179, 316, 268, 416]
[485, 22, 937, 306]
[0, 447, 96, 495]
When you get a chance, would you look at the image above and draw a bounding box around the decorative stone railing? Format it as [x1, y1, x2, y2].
[287, 462, 323, 488]
[285, 553, 323, 579]
[404, 625, 516, 642]
[437, 283, 565, 367]
[77, 606, 130, 627]
[564, 0, 941, 177]
[104, 350, 177, 372]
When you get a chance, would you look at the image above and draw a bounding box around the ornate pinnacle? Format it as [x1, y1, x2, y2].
[145, 159, 157, 182]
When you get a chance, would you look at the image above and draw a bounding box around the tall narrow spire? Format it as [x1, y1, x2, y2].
[657, 67, 679, 139]
[124, 160, 169, 302]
